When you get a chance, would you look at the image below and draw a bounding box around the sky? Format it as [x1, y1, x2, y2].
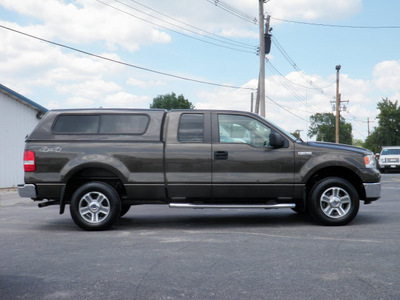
[1, 0, 400, 141]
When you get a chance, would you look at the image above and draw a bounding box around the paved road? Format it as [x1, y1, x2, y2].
[1, 174, 399, 299]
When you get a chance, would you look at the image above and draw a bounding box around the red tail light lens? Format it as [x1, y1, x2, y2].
[24, 150, 36, 172]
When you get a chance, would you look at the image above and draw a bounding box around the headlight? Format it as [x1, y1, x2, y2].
[364, 154, 377, 168]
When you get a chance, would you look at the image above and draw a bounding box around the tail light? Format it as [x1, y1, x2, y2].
[24, 150, 36, 172]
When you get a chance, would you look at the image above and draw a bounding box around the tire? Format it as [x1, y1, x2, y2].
[120, 204, 131, 217]
[308, 177, 359, 226]
[70, 182, 121, 231]
[380, 168, 385, 174]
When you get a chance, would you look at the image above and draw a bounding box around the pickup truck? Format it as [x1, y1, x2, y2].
[18, 109, 381, 230]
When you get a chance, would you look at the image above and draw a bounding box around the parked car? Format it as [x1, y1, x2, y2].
[18, 109, 381, 230]
[379, 146, 400, 173]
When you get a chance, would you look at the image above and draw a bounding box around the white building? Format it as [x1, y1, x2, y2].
[0, 84, 47, 188]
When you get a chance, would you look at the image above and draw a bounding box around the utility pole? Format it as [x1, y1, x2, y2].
[255, 78, 260, 113]
[250, 92, 254, 113]
[335, 65, 341, 143]
[257, 0, 266, 117]
[367, 117, 374, 136]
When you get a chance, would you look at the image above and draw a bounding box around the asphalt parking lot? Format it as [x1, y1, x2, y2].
[1, 174, 399, 300]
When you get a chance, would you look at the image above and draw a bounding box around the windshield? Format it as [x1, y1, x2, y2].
[381, 148, 400, 155]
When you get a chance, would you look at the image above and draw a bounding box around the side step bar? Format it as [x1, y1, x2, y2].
[169, 203, 296, 209]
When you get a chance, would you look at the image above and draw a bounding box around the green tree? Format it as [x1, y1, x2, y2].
[352, 139, 364, 148]
[308, 112, 352, 145]
[291, 131, 300, 139]
[150, 92, 194, 110]
[364, 98, 400, 153]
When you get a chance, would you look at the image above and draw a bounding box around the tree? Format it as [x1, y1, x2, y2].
[364, 98, 400, 153]
[352, 139, 364, 148]
[291, 131, 300, 139]
[308, 112, 352, 145]
[150, 92, 194, 110]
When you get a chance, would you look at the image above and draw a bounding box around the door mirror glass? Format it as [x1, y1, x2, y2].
[269, 132, 284, 148]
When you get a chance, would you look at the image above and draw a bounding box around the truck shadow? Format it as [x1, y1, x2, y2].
[117, 210, 314, 230]
[37, 208, 382, 232]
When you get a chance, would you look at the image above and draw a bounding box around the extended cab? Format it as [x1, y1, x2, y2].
[18, 109, 381, 230]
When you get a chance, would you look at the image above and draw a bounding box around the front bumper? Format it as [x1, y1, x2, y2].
[379, 163, 400, 170]
[18, 184, 37, 198]
[363, 182, 381, 200]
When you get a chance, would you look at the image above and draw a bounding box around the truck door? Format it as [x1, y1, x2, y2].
[211, 112, 295, 200]
[165, 111, 212, 199]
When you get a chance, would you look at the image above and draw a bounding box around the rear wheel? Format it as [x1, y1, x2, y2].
[70, 182, 121, 231]
[308, 177, 359, 226]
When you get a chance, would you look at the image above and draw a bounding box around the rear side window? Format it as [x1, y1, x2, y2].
[178, 113, 204, 142]
[53, 114, 150, 135]
[53, 115, 99, 134]
[100, 115, 149, 134]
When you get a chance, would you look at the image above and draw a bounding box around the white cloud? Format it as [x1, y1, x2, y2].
[65, 96, 95, 108]
[373, 60, 400, 92]
[102, 92, 150, 108]
[57, 79, 121, 99]
[0, 0, 172, 52]
[127, 78, 166, 88]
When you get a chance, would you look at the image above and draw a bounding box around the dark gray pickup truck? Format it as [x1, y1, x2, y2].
[18, 109, 381, 230]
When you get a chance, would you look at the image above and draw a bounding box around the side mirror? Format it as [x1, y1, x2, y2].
[269, 132, 284, 148]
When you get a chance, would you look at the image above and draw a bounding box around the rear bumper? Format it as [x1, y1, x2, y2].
[363, 182, 381, 200]
[18, 184, 37, 198]
[18, 183, 65, 200]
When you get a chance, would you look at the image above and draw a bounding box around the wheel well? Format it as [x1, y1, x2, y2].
[305, 167, 365, 200]
[63, 167, 126, 205]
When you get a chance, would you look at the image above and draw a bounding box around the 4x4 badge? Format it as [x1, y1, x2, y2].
[298, 152, 312, 156]
[39, 146, 62, 153]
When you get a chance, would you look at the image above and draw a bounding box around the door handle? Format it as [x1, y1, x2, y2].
[214, 151, 228, 160]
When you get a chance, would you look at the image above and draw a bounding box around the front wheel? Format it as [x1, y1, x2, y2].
[308, 177, 359, 226]
[70, 182, 121, 231]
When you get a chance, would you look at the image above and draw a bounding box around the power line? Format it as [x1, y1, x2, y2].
[265, 59, 328, 115]
[266, 59, 334, 92]
[272, 35, 333, 97]
[205, 0, 257, 25]
[265, 95, 308, 121]
[265, 60, 310, 106]
[127, 0, 256, 49]
[270, 16, 400, 29]
[0, 24, 256, 91]
[95, 0, 256, 54]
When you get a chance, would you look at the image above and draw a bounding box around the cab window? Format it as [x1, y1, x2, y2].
[218, 114, 271, 147]
[178, 113, 204, 142]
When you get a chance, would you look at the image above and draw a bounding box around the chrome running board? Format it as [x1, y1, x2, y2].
[169, 203, 296, 209]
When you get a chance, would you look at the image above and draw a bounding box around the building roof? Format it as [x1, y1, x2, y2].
[0, 83, 48, 113]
